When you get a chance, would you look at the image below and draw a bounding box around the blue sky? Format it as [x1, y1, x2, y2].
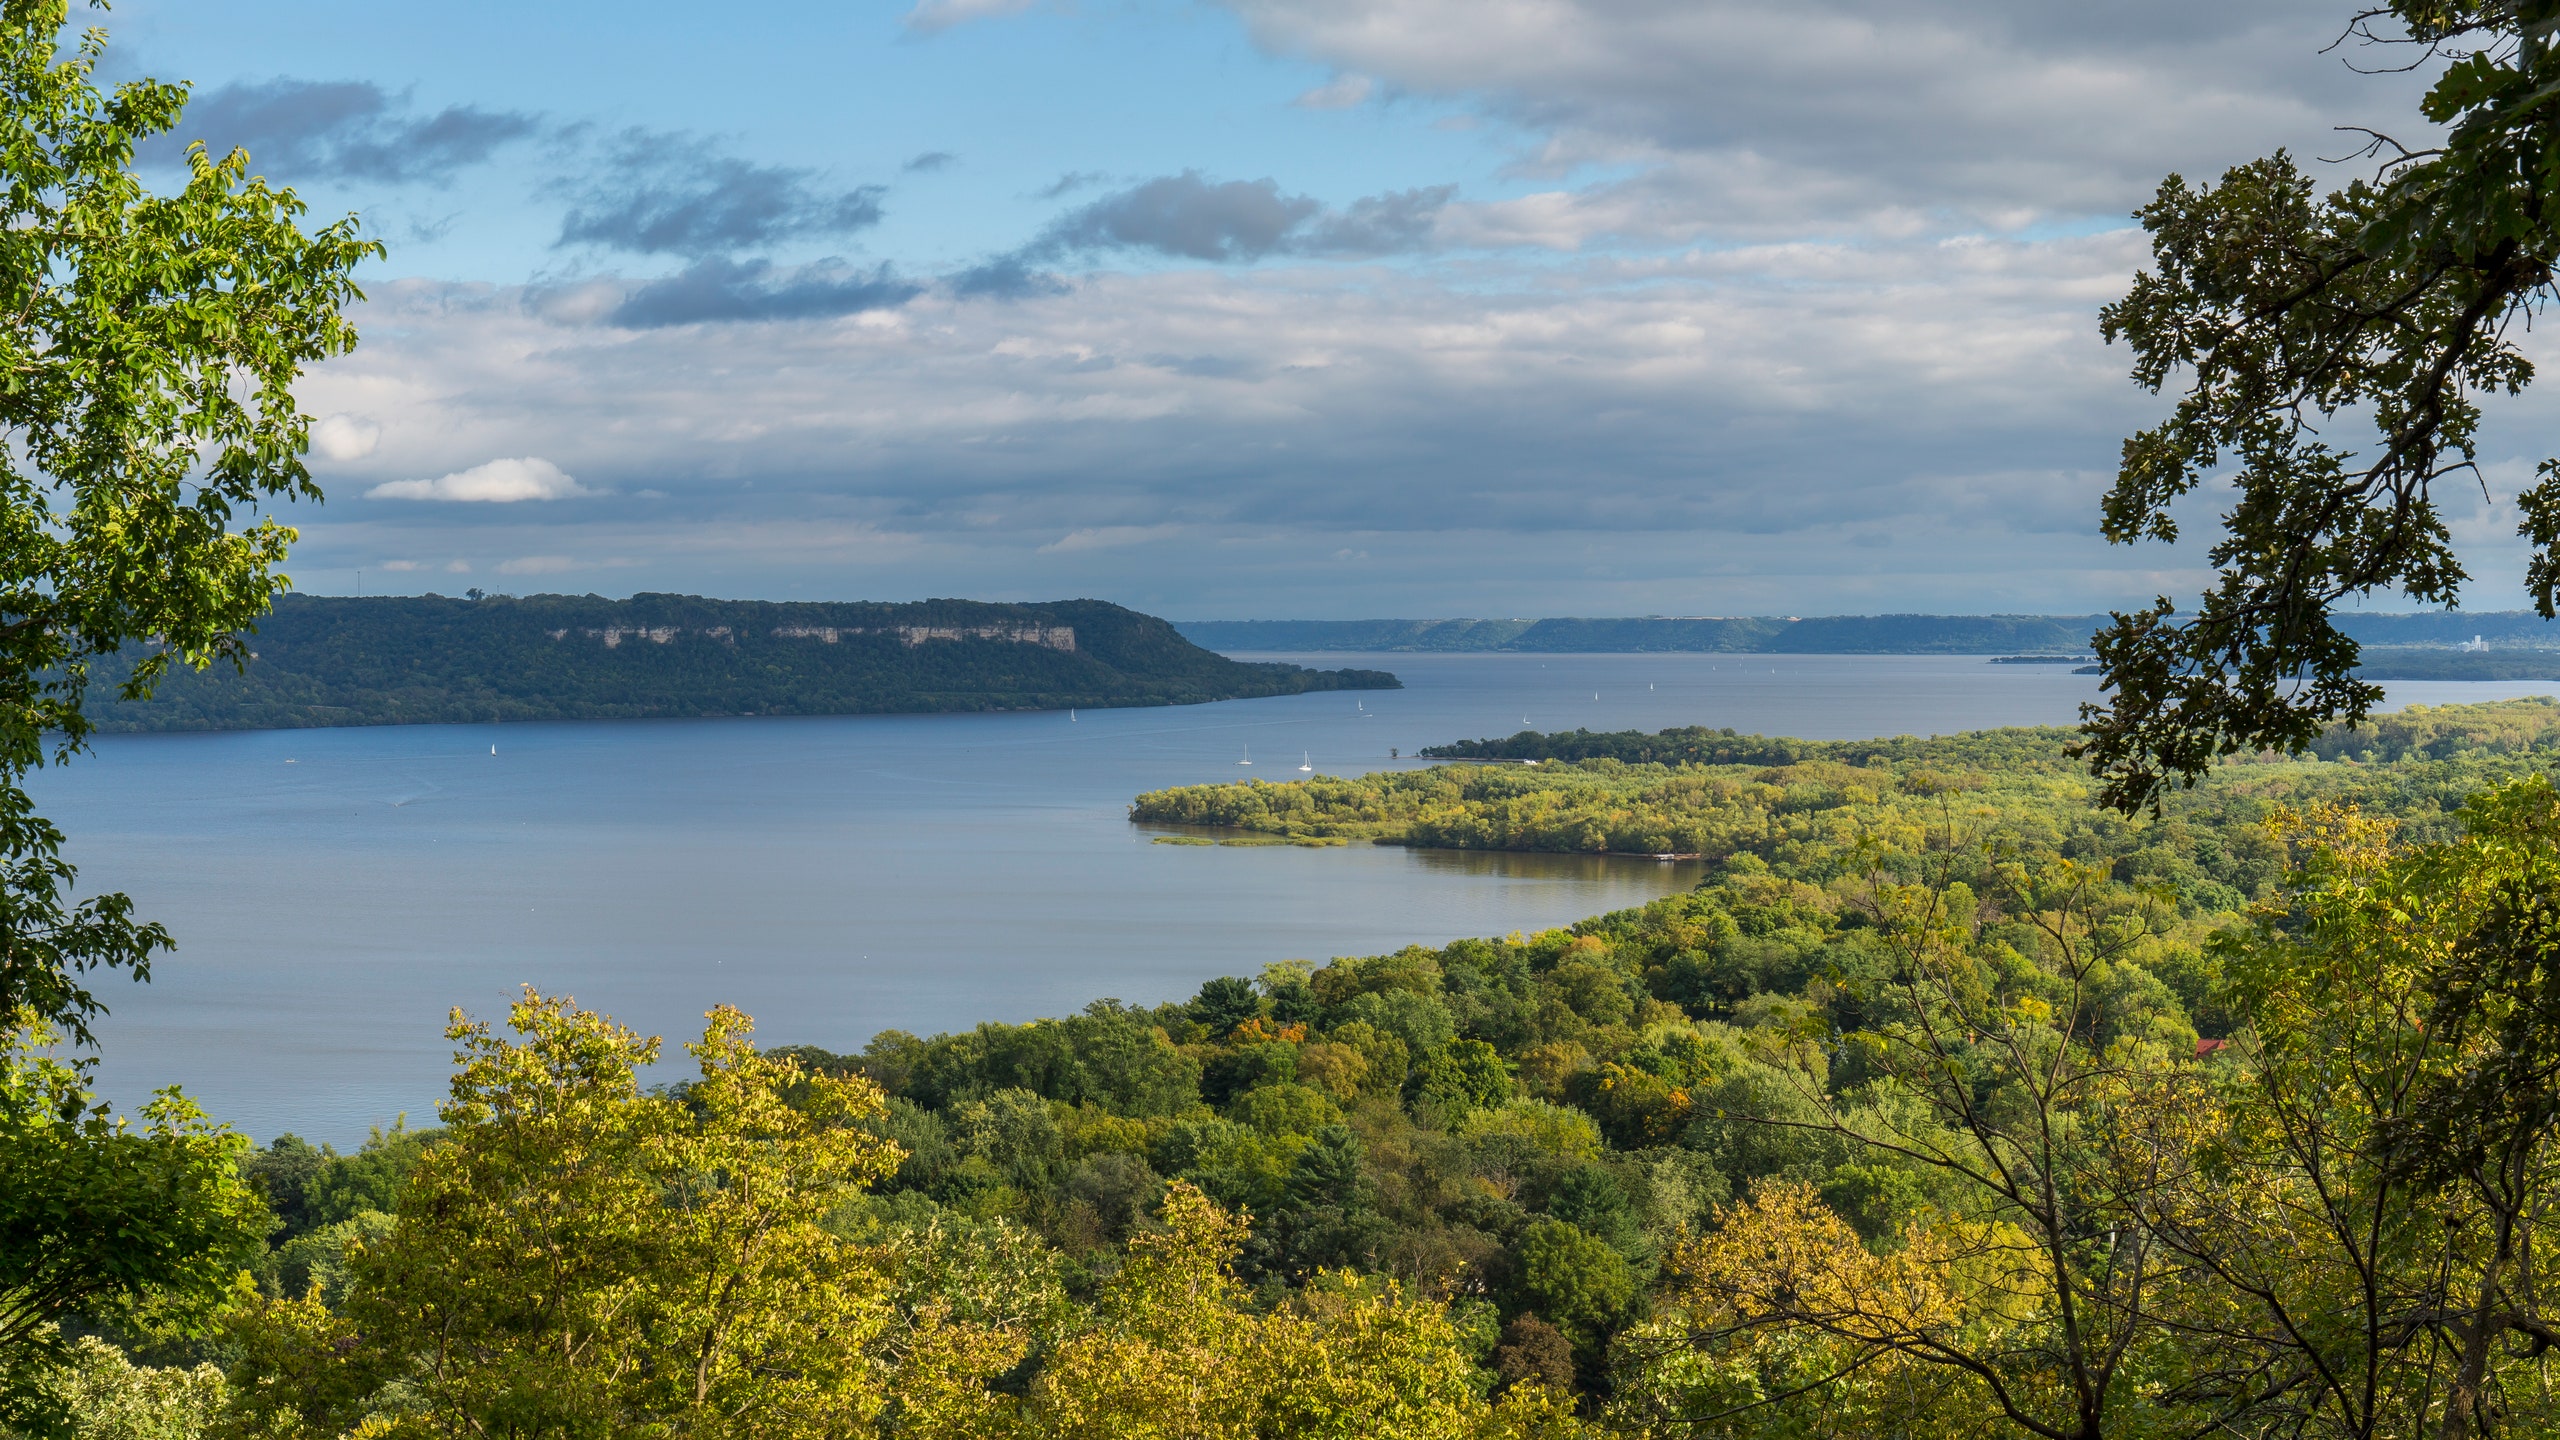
[95, 0, 2544, 617]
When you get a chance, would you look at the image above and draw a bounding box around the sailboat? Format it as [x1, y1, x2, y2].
[1238, 745, 1253, 766]
[1298, 752, 1313, 772]
[490, 745, 497, 756]
[1070, 708, 1077, 721]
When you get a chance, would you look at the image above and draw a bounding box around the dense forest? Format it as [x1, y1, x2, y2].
[81, 594, 1397, 732]
[1132, 699, 2560, 858]
[49, 698, 2560, 1438]
[1177, 612, 2560, 654]
[2348, 647, 2560, 680]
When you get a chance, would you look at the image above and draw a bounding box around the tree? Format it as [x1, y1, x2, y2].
[2085, 3, 2560, 812]
[2140, 781, 2560, 1440]
[1025, 1182, 1559, 1440]
[220, 993, 907, 1439]
[0, 0, 373, 1035]
[0, 1025, 261, 1437]
[1629, 844, 2215, 1440]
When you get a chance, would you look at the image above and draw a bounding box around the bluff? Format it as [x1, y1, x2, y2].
[85, 594, 1398, 733]
[1177, 611, 2560, 654]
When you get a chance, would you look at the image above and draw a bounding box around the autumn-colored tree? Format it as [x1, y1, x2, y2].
[2139, 780, 2560, 1440]
[1026, 1181, 1576, 1440]
[220, 993, 904, 1439]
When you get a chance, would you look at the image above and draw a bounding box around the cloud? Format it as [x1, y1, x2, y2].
[606, 259, 925, 327]
[946, 255, 1071, 300]
[368, 457, 597, 503]
[904, 0, 1041, 33]
[1039, 524, 1184, 553]
[140, 78, 537, 184]
[309, 237, 2163, 558]
[556, 131, 887, 258]
[1220, 0, 2428, 238]
[312, 413, 380, 461]
[495, 555, 582, 575]
[904, 151, 957, 172]
[1293, 74, 1373, 109]
[1035, 171, 1107, 199]
[1030, 171, 1453, 262]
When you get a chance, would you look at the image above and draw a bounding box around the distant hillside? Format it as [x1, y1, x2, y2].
[1178, 611, 2560, 654]
[85, 594, 1399, 733]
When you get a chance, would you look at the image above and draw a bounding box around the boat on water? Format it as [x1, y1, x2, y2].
[1238, 745, 1253, 766]
[1298, 752, 1313, 772]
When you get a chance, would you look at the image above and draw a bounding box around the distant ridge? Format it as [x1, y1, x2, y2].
[1177, 612, 2560, 654]
[85, 594, 1398, 733]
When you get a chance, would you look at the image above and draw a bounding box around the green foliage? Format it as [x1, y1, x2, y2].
[222, 994, 909, 1439]
[10, 1335, 221, 1440]
[0, 0, 374, 1045]
[83, 594, 1397, 732]
[0, 1031, 262, 1437]
[1138, 701, 2560, 875]
[2083, 3, 2560, 809]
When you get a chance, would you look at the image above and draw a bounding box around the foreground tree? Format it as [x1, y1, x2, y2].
[0, 1023, 262, 1436]
[2086, 2, 2560, 811]
[1026, 1181, 1578, 1440]
[1616, 820, 2216, 1438]
[0, 4, 372, 1414]
[0, 0, 373, 1034]
[221, 995, 905, 1438]
[2140, 779, 2560, 1440]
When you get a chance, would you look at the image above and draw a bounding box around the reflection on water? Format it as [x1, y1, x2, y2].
[1400, 846, 1709, 887]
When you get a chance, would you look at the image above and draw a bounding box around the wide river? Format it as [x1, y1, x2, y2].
[46, 652, 2559, 1143]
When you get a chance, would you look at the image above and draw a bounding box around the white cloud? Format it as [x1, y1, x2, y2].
[295, 242, 2158, 589]
[379, 559, 424, 571]
[367, 457, 598, 503]
[495, 555, 580, 575]
[1040, 524, 1185, 553]
[904, 0, 1039, 33]
[312, 413, 380, 461]
[1222, 0, 2430, 236]
[1292, 74, 1372, 109]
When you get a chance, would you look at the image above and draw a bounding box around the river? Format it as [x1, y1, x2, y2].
[45, 652, 2557, 1142]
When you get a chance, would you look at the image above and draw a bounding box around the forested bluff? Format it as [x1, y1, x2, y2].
[71, 696, 2560, 1439]
[1174, 610, 2560, 654]
[79, 594, 1397, 732]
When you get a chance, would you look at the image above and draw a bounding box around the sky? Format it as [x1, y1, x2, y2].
[93, 0, 2550, 617]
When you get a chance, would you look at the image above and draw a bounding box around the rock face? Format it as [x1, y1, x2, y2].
[83, 594, 1398, 732]
[766, 624, 1078, 652]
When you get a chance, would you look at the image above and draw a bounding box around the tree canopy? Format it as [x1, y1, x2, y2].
[2088, 2, 2560, 811]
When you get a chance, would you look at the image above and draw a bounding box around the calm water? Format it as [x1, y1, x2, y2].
[46, 652, 2559, 1143]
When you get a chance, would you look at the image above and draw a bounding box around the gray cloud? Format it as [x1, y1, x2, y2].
[606, 259, 924, 327]
[557, 131, 887, 258]
[1035, 171, 1109, 200]
[139, 78, 537, 184]
[903, 151, 957, 172]
[1043, 173, 1319, 261]
[946, 255, 1070, 300]
[1223, 0, 2432, 238]
[300, 222, 2508, 613]
[1029, 171, 1453, 262]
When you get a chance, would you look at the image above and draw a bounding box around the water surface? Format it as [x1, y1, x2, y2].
[49, 652, 2554, 1142]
